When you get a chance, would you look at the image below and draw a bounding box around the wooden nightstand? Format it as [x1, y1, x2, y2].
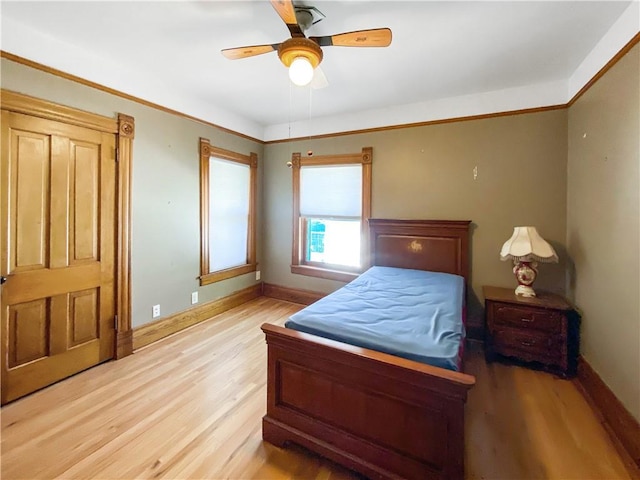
[483, 286, 580, 378]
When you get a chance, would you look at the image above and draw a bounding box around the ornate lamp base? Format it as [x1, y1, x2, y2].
[515, 284, 536, 297]
[513, 261, 538, 297]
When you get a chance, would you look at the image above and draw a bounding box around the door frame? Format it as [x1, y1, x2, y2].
[1, 89, 134, 359]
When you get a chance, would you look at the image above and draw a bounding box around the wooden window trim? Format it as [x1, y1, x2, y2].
[291, 147, 372, 281]
[199, 138, 257, 286]
[200, 263, 258, 286]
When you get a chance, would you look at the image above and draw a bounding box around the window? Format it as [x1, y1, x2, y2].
[291, 148, 372, 282]
[199, 138, 257, 285]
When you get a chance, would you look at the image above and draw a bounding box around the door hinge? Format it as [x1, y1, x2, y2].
[114, 145, 119, 162]
[114, 315, 119, 331]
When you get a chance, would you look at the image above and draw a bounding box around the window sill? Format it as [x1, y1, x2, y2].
[200, 263, 257, 286]
[291, 264, 359, 283]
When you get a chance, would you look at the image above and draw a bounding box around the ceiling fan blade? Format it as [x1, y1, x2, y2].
[270, 0, 296, 25]
[311, 28, 392, 48]
[221, 44, 279, 60]
[310, 66, 329, 90]
[270, 0, 304, 37]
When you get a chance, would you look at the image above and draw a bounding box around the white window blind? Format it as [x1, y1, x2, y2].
[300, 165, 362, 217]
[208, 157, 250, 272]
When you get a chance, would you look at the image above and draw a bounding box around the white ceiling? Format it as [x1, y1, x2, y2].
[2, 1, 638, 141]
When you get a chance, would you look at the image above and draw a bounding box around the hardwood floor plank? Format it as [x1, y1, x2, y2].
[1, 297, 634, 480]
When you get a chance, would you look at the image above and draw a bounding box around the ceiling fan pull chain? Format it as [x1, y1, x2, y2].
[307, 86, 313, 156]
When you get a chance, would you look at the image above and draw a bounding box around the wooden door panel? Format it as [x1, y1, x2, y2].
[10, 130, 50, 272]
[70, 140, 100, 264]
[1, 110, 116, 404]
[8, 299, 49, 368]
[6, 112, 104, 143]
[68, 288, 99, 347]
[97, 130, 116, 362]
[3, 337, 103, 403]
[50, 135, 70, 269]
[4, 263, 101, 305]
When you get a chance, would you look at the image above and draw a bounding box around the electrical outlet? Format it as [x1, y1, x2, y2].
[256, 270, 261, 281]
[152, 304, 161, 318]
[191, 291, 198, 304]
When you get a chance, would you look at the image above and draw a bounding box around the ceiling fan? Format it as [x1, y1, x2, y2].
[221, 0, 392, 87]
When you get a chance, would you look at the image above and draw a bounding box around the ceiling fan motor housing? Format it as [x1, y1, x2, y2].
[278, 37, 323, 69]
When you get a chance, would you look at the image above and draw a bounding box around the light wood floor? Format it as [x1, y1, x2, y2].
[1, 297, 634, 479]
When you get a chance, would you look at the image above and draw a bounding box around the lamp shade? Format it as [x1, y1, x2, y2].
[500, 226, 558, 263]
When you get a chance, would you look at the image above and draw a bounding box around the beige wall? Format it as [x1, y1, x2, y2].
[567, 43, 640, 420]
[263, 110, 569, 331]
[0, 59, 264, 328]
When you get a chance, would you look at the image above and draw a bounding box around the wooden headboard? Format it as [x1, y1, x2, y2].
[368, 219, 471, 282]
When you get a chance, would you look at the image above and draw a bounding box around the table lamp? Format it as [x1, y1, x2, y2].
[500, 226, 558, 297]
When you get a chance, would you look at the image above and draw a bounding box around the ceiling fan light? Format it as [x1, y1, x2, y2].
[289, 56, 314, 86]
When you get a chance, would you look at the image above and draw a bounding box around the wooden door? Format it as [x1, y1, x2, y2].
[1, 111, 116, 404]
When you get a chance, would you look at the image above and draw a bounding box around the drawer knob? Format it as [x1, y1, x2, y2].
[521, 340, 536, 347]
[521, 317, 533, 323]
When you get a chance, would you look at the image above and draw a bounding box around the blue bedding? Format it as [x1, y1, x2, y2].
[285, 266, 465, 371]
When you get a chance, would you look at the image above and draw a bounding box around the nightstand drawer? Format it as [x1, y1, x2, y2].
[491, 303, 563, 334]
[491, 327, 562, 363]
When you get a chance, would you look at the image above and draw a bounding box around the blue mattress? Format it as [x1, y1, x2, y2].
[285, 266, 465, 371]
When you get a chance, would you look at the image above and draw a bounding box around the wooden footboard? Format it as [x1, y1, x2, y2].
[262, 323, 475, 480]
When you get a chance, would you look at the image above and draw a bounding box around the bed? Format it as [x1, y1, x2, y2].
[261, 219, 475, 480]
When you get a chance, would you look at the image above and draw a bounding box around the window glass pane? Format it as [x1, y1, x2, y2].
[209, 158, 250, 272]
[306, 218, 360, 267]
[300, 165, 362, 217]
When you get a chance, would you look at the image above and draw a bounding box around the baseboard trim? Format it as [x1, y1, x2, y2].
[263, 283, 326, 305]
[575, 356, 640, 473]
[132, 284, 263, 350]
[115, 330, 133, 359]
